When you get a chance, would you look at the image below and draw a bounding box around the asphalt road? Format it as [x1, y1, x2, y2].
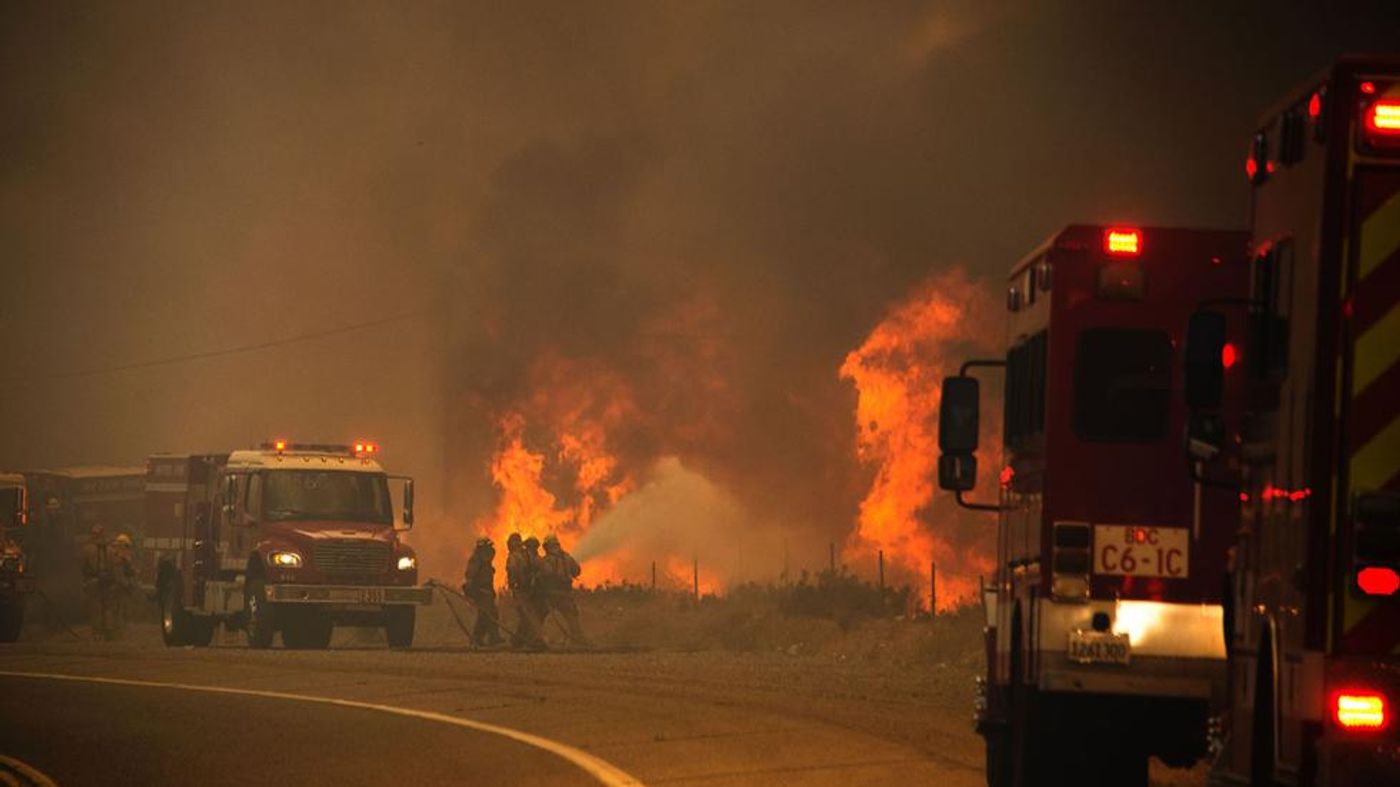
[0, 674, 597, 787]
[0, 633, 986, 787]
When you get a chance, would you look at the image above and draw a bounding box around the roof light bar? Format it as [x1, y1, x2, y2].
[1104, 228, 1142, 256]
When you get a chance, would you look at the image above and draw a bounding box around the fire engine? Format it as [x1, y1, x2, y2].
[0, 473, 31, 642]
[939, 224, 1251, 785]
[153, 441, 430, 649]
[1184, 55, 1400, 786]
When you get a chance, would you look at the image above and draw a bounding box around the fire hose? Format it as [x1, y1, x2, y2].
[426, 579, 519, 644]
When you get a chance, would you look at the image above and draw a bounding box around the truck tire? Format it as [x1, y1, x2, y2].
[1251, 633, 1277, 787]
[283, 609, 333, 650]
[161, 577, 190, 647]
[384, 605, 414, 649]
[983, 724, 1011, 787]
[0, 602, 22, 643]
[244, 576, 277, 649]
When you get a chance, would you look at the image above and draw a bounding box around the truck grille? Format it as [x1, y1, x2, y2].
[313, 540, 390, 575]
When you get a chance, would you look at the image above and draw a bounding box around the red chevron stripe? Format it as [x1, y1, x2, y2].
[1353, 249, 1400, 336]
[1352, 360, 1400, 453]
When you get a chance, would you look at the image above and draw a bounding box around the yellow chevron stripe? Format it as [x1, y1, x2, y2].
[1351, 416, 1400, 491]
[1360, 189, 1400, 281]
[1354, 301, 1400, 395]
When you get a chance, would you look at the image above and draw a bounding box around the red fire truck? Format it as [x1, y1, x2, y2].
[1184, 55, 1400, 786]
[0, 473, 31, 642]
[938, 224, 1251, 785]
[154, 441, 430, 649]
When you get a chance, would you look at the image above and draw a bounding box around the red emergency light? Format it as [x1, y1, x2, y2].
[1357, 566, 1400, 597]
[353, 441, 380, 457]
[1308, 91, 1322, 119]
[273, 439, 287, 453]
[1104, 228, 1141, 256]
[1333, 690, 1389, 731]
[1221, 342, 1239, 370]
[1365, 100, 1400, 134]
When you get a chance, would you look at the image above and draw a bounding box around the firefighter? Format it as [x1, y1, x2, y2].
[505, 533, 545, 650]
[81, 524, 115, 640]
[110, 533, 137, 638]
[541, 534, 589, 647]
[462, 537, 503, 647]
[522, 536, 552, 648]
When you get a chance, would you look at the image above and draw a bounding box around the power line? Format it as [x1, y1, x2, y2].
[3, 310, 427, 383]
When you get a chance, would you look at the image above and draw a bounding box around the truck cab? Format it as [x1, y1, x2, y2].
[941, 224, 1251, 786]
[0, 472, 32, 642]
[157, 441, 430, 649]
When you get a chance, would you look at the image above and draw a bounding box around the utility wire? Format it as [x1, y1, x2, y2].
[3, 310, 426, 384]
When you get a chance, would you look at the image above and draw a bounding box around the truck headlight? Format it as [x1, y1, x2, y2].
[396, 556, 416, 571]
[270, 551, 303, 568]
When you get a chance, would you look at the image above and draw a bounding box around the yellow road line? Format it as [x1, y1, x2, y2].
[0, 671, 642, 787]
[0, 755, 59, 787]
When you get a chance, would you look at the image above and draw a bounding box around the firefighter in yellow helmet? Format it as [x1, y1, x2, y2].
[81, 524, 115, 640]
[540, 534, 589, 647]
[462, 537, 504, 647]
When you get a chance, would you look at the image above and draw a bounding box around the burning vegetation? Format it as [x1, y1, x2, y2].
[465, 268, 1002, 611]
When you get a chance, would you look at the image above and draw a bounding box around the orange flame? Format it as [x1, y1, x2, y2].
[473, 355, 638, 584]
[840, 268, 1001, 610]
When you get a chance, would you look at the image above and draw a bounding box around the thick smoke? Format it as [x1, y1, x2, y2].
[2, 2, 1396, 589]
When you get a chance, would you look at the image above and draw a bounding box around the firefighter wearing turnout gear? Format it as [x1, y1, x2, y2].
[462, 537, 503, 647]
[505, 533, 545, 650]
[521, 536, 552, 645]
[81, 525, 116, 640]
[541, 534, 589, 646]
[110, 533, 137, 637]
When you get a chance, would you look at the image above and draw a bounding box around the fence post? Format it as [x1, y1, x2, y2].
[930, 560, 937, 618]
[651, 560, 657, 591]
[878, 550, 885, 591]
[693, 555, 699, 602]
[829, 542, 836, 573]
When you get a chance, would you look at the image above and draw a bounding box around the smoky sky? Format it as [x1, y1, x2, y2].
[2, 2, 1397, 573]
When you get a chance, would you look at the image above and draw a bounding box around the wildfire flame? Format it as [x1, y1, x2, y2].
[472, 356, 637, 585]
[840, 268, 1001, 610]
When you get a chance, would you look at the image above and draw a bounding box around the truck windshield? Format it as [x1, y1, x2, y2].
[1072, 328, 1173, 443]
[261, 471, 391, 524]
[0, 486, 21, 528]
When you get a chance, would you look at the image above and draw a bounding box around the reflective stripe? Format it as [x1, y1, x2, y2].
[1359, 189, 1400, 280]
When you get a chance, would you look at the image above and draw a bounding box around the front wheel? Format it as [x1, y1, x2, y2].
[384, 605, 414, 649]
[244, 576, 277, 649]
[0, 601, 23, 643]
[161, 577, 189, 647]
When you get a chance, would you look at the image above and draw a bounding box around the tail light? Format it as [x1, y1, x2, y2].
[1365, 100, 1400, 134]
[1333, 691, 1389, 731]
[1356, 566, 1400, 597]
[1051, 521, 1092, 601]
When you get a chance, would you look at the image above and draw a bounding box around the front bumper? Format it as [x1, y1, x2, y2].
[266, 583, 432, 606]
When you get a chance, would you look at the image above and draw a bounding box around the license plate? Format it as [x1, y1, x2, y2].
[358, 587, 386, 604]
[1093, 525, 1189, 578]
[1068, 630, 1131, 665]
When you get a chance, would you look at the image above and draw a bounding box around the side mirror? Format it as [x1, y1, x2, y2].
[938, 376, 981, 453]
[938, 453, 977, 492]
[1185, 310, 1227, 410]
[401, 479, 415, 529]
